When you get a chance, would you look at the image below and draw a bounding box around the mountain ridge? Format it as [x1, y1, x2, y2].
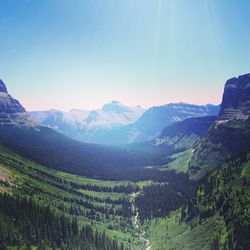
[0, 79, 31, 125]
[29, 100, 145, 143]
[0, 80, 150, 180]
[219, 73, 250, 120]
[189, 73, 250, 179]
[94, 103, 220, 145]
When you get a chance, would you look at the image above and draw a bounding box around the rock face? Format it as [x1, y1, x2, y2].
[0, 80, 8, 93]
[0, 79, 28, 124]
[219, 73, 250, 120]
[189, 73, 250, 179]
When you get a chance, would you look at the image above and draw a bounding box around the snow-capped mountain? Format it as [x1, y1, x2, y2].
[63, 109, 90, 124]
[29, 109, 90, 126]
[29, 100, 145, 142]
[29, 101, 220, 145]
[85, 100, 144, 128]
[29, 109, 89, 140]
[89, 103, 221, 145]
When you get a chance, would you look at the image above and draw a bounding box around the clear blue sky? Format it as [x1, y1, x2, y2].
[0, 0, 249, 111]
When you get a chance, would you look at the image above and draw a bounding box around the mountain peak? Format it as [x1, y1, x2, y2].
[0, 79, 30, 125]
[189, 73, 250, 179]
[111, 100, 122, 105]
[0, 79, 8, 93]
[219, 73, 250, 120]
[102, 100, 127, 113]
[225, 73, 250, 86]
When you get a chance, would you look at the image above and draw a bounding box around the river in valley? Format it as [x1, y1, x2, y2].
[131, 192, 152, 250]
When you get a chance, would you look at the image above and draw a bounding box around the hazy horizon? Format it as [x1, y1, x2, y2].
[25, 100, 221, 113]
[3, 77, 223, 112]
[1, 0, 249, 111]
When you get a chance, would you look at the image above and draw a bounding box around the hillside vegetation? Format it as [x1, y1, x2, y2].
[0, 145, 144, 249]
[148, 154, 250, 249]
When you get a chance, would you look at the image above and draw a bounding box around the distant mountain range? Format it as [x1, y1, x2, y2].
[2, 73, 247, 181]
[106, 103, 220, 145]
[0, 77, 222, 179]
[1, 74, 249, 249]
[30, 100, 144, 128]
[29, 101, 145, 143]
[0, 80, 149, 179]
[29, 100, 220, 145]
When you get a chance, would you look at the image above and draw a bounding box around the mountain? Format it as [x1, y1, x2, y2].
[1, 75, 249, 250]
[0, 80, 30, 125]
[117, 115, 218, 173]
[133, 103, 220, 137]
[29, 100, 145, 143]
[219, 74, 250, 120]
[85, 100, 144, 128]
[0, 79, 149, 180]
[189, 73, 250, 179]
[154, 115, 217, 150]
[30, 101, 219, 145]
[145, 74, 250, 249]
[160, 115, 217, 138]
[30, 109, 90, 125]
[29, 109, 90, 141]
[94, 103, 220, 145]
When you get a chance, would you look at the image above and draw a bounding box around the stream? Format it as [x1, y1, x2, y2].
[131, 192, 152, 250]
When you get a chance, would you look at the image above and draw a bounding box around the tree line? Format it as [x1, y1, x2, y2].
[135, 175, 195, 221]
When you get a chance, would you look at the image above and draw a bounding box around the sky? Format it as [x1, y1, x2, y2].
[0, 0, 250, 111]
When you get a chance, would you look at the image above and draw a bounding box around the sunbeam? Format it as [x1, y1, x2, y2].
[202, 0, 222, 73]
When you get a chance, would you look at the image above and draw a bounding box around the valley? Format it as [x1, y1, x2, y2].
[2, 0, 250, 248]
[0, 145, 159, 249]
[0, 73, 250, 249]
[0, 142, 194, 249]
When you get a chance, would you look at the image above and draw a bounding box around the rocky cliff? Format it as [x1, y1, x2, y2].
[219, 73, 250, 120]
[0, 79, 29, 124]
[189, 73, 250, 179]
[0, 80, 8, 93]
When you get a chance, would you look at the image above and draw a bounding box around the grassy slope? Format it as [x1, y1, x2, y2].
[161, 149, 193, 173]
[148, 154, 250, 249]
[0, 145, 145, 249]
[149, 211, 227, 250]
